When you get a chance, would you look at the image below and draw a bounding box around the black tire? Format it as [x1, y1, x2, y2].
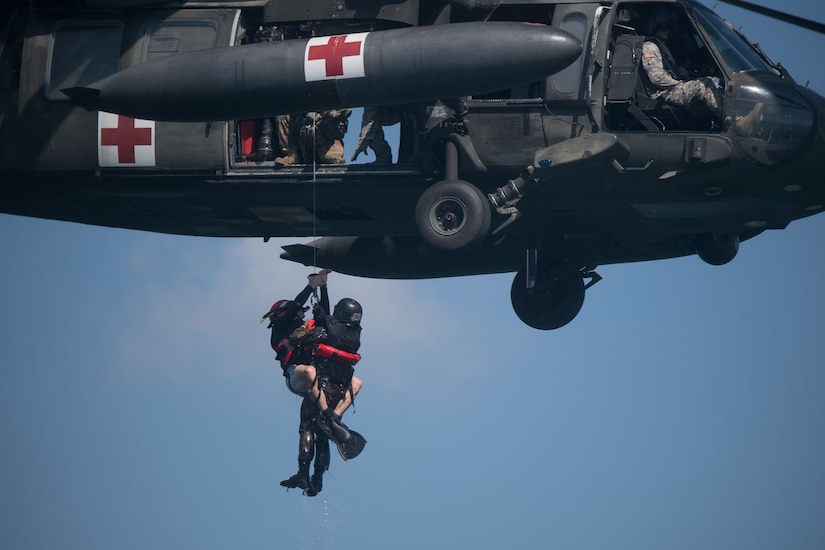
[510, 270, 585, 330]
[415, 179, 491, 252]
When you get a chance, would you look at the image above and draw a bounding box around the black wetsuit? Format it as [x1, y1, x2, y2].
[295, 309, 361, 452]
[282, 284, 364, 495]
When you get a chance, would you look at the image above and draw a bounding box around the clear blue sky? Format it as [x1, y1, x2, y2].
[2, 2, 824, 549]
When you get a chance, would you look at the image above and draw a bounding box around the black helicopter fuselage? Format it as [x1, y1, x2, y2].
[1, 0, 823, 329]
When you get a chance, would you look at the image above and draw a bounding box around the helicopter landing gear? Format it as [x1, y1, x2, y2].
[415, 138, 490, 252]
[695, 232, 739, 265]
[415, 178, 491, 252]
[510, 264, 601, 330]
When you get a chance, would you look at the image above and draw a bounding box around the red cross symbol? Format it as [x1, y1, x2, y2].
[307, 35, 363, 78]
[100, 115, 153, 164]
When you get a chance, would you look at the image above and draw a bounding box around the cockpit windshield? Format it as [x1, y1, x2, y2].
[690, 3, 779, 76]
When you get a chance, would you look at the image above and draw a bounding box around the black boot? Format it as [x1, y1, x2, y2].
[371, 140, 393, 164]
[306, 471, 323, 497]
[318, 409, 352, 444]
[280, 461, 311, 493]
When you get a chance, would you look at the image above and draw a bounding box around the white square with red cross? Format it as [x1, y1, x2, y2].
[98, 112, 156, 167]
[304, 33, 369, 82]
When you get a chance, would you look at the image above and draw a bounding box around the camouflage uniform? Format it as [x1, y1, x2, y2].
[255, 116, 299, 164]
[295, 109, 351, 164]
[275, 115, 298, 164]
[642, 38, 723, 120]
[351, 106, 402, 164]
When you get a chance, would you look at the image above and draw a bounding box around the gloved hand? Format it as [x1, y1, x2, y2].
[308, 269, 332, 289]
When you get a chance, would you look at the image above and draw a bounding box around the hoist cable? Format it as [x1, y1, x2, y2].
[312, 114, 318, 270]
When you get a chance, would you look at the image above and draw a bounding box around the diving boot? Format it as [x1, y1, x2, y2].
[318, 409, 352, 444]
[280, 462, 311, 493]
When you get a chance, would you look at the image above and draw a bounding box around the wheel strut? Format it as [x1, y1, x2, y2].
[445, 140, 459, 181]
[526, 246, 538, 289]
[582, 270, 602, 290]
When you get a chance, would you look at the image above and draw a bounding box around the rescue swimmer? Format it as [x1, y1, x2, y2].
[261, 270, 366, 497]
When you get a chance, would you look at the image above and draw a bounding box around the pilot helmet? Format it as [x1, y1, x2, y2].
[647, 7, 677, 35]
[333, 298, 362, 326]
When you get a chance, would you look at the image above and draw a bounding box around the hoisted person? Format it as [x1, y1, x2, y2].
[261, 270, 365, 496]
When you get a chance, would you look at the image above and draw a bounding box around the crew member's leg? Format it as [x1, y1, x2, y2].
[668, 78, 723, 120]
[275, 115, 298, 165]
[331, 375, 363, 418]
[306, 428, 330, 497]
[315, 379, 353, 443]
[280, 397, 316, 493]
[288, 363, 332, 412]
[290, 365, 351, 443]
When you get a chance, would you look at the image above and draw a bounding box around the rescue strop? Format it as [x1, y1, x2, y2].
[313, 343, 360, 366]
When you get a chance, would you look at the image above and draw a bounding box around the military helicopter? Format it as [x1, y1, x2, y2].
[1, 0, 823, 330]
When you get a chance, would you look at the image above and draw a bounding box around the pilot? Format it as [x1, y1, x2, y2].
[264, 270, 365, 496]
[641, 7, 723, 122]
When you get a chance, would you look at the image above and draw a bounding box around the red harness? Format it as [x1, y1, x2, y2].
[313, 343, 361, 366]
[277, 318, 361, 370]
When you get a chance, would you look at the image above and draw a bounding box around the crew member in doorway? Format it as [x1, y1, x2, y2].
[351, 106, 400, 164]
[295, 109, 352, 164]
[256, 115, 299, 164]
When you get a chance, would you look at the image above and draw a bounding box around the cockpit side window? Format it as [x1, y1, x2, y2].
[473, 4, 554, 99]
[690, 4, 778, 76]
[46, 21, 123, 101]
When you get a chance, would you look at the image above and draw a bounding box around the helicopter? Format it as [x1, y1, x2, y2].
[1, 0, 823, 330]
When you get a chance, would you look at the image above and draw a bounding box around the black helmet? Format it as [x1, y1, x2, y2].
[647, 7, 676, 35]
[333, 298, 362, 325]
[262, 299, 306, 327]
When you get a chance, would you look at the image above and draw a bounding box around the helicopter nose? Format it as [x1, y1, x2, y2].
[730, 78, 820, 167]
[807, 89, 825, 148]
[780, 86, 825, 214]
[793, 87, 825, 170]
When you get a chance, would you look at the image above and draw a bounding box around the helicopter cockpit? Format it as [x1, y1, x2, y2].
[606, 1, 816, 168]
[605, 3, 725, 132]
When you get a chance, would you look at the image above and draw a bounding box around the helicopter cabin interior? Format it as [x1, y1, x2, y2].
[229, 1, 591, 172]
[228, 1, 729, 172]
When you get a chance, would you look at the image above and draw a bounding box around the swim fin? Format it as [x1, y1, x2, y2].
[334, 429, 367, 461]
[317, 411, 367, 460]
